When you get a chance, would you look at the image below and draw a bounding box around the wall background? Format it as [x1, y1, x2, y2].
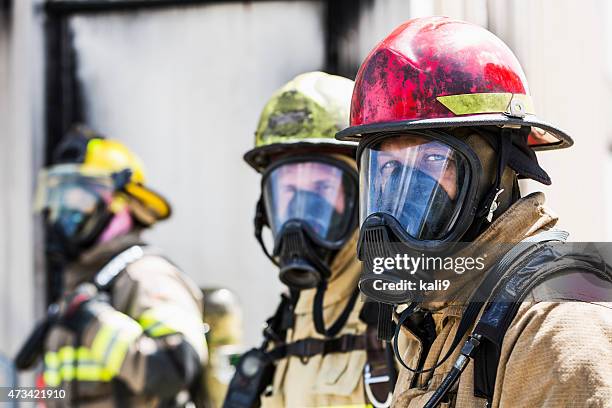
[1, 0, 611, 383]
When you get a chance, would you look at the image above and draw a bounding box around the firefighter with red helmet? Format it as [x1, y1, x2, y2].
[337, 17, 612, 407]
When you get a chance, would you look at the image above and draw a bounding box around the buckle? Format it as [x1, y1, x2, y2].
[291, 339, 310, 356]
[363, 363, 391, 385]
[339, 334, 355, 352]
[363, 364, 392, 407]
[262, 325, 282, 343]
[289, 339, 321, 364]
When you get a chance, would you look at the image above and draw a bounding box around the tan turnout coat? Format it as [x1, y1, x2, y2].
[392, 193, 612, 408]
[42, 232, 207, 407]
[262, 233, 374, 408]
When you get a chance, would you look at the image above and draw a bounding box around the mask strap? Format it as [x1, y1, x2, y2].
[466, 130, 513, 239]
[313, 280, 360, 338]
[254, 196, 277, 265]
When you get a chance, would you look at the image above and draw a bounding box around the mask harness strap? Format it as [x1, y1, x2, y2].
[466, 130, 512, 240]
[254, 196, 277, 265]
[313, 280, 360, 337]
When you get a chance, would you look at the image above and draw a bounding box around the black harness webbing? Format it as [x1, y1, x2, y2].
[471, 242, 612, 404]
[423, 233, 612, 408]
[268, 333, 366, 362]
[393, 230, 570, 377]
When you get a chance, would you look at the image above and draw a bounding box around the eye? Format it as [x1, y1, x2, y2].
[424, 153, 446, 162]
[315, 180, 334, 194]
[379, 160, 400, 175]
[281, 185, 296, 194]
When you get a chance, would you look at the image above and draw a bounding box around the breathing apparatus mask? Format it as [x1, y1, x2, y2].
[255, 156, 358, 288]
[356, 128, 551, 338]
[35, 164, 133, 261]
[354, 128, 560, 400]
[254, 155, 360, 337]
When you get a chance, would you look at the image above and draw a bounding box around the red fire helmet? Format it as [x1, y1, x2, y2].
[336, 17, 572, 150]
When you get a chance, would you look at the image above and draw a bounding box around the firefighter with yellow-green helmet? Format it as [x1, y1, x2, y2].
[24, 125, 208, 406]
[224, 71, 396, 408]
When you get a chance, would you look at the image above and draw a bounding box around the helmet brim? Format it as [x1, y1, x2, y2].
[124, 183, 172, 222]
[336, 113, 573, 151]
[244, 139, 357, 173]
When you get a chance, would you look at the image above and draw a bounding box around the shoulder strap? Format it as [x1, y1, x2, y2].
[93, 245, 148, 291]
[422, 230, 574, 408]
[313, 281, 360, 337]
[472, 239, 612, 404]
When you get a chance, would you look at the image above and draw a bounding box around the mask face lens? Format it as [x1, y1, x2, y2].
[36, 165, 115, 242]
[360, 134, 471, 240]
[263, 159, 357, 243]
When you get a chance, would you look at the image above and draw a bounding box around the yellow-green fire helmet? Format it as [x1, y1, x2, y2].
[244, 71, 357, 172]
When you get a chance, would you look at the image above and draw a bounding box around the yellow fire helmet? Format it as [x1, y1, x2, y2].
[46, 125, 171, 226]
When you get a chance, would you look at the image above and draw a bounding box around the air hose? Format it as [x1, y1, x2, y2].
[423, 334, 482, 408]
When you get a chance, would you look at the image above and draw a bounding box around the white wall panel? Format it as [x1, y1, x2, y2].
[71, 1, 325, 343]
[488, 0, 611, 240]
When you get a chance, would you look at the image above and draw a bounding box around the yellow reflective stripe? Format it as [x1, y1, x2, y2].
[138, 305, 195, 338]
[316, 405, 372, 408]
[148, 323, 177, 337]
[44, 347, 115, 383]
[58, 346, 75, 363]
[104, 338, 131, 376]
[44, 351, 60, 369]
[139, 312, 157, 331]
[59, 365, 75, 382]
[44, 350, 62, 386]
[90, 312, 143, 378]
[76, 364, 107, 382]
[91, 325, 115, 363]
[436, 92, 534, 116]
[43, 370, 61, 387]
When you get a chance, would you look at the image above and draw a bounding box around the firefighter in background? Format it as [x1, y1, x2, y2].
[202, 288, 244, 407]
[224, 72, 395, 408]
[34, 126, 207, 406]
[336, 17, 612, 407]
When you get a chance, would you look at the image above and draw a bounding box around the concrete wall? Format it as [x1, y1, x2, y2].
[0, 0, 45, 385]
